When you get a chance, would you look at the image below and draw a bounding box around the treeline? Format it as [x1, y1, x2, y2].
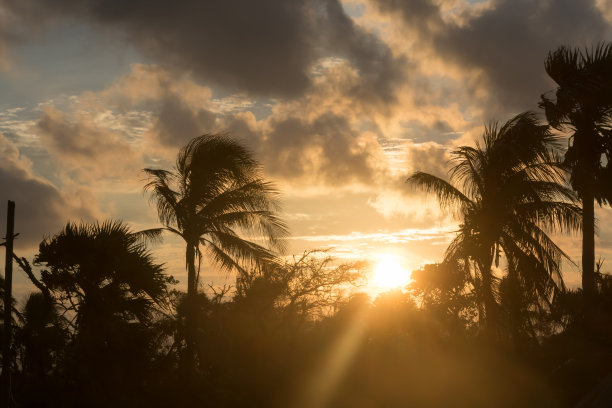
[2, 44, 612, 407]
[7, 241, 601, 408]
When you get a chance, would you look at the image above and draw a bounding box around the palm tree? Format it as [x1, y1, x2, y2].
[35, 220, 172, 331]
[407, 112, 581, 336]
[539, 43, 612, 303]
[34, 220, 173, 404]
[142, 133, 289, 374]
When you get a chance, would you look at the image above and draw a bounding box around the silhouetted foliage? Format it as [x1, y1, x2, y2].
[30, 220, 175, 406]
[13, 293, 68, 406]
[236, 250, 365, 321]
[408, 112, 581, 339]
[540, 43, 612, 306]
[143, 133, 289, 375]
[411, 262, 478, 335]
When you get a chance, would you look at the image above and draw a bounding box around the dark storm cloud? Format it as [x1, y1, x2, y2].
[3, 0, 405, 103]
[373, 0, 611, 113]
[0, 134, 96, 249]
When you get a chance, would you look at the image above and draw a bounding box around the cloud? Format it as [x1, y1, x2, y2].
[3, 0, 406, 104]
[406, 140, 449, 178]
[317, 0, 407, 108]
[20, 55, 468, 203]
[62, 63, 390, 187]
[372, 0, 612, 115]
[367, 189, 449, 221]
[373, 0, 442, 33]
[365, 138, 451, 219]
[0, 133, 97, 249]
[79, 63, 225, 150]
[399, 119, 455, 143]
[291, 225, 455, 244]
[261, 113, 384, 184]
[151, 93, 217, 148]
[37, 107, 143, 183]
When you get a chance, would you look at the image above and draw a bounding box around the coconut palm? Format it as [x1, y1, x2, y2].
[142, 133, 289, 374]
[407, 112, 581, 336]
[539, 43, 612, 302]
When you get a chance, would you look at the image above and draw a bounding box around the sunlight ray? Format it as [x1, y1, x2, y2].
[295, 302, 370, 408]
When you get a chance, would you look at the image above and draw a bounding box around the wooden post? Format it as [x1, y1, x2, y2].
[2, 201, 15, 408]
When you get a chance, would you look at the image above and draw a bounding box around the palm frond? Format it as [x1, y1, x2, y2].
[177, 134, 260, 202]
[444, 230, 473, 265]
[515, 201, 582, 235]
[202, 240, 248, 277]
[201, 231, 281, 274]
[407, 171, 472, 216]
[544, 46, 581, 87]
[207, 210, 289, 252]
[198, 179, 282, 216]
[449, 146, 486, 199]
[143, 168, 180, 227]
[130, 227, 166, 247]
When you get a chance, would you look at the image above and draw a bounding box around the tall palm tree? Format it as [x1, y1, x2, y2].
[539, 43, 612, 303]
[407, 112, 581, 335]
[142, 133, 289, 374]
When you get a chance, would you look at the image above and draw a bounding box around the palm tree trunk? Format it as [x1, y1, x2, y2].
[478, 246, 499, 340]
[582, 183, 596, 328]
[506, 261, 522, 351]
[481, 267, 497, 337]
[184, 243, 197, 379]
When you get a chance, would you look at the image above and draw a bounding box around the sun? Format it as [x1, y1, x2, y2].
[371, 254, 411, 290]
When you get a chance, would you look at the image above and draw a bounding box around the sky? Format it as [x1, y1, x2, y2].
[1, 0, 612, 298]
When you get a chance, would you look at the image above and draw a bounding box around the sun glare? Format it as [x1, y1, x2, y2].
[372, 254, 411, 290]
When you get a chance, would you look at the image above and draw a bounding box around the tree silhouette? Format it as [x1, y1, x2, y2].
[143, 133, 289, 376]
[34, 220, 173, 405]
[36, 220, 171, 324]
[407, 112, 581, 336]
[14, 292, 68, 406]
[539, 43, 612, 305]
[236, 250, 365, 322]
[17, 293, 67, 377]
[0, 274, 20, 385]
[410, 262, 478, 335]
